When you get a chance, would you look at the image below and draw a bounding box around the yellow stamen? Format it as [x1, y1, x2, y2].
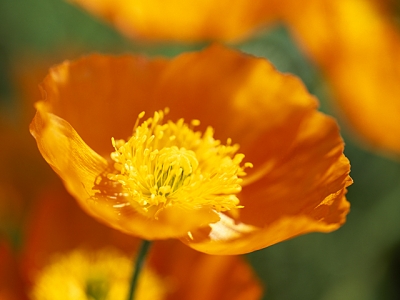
[109, 109, 252, 217]
[31, 248, 166, 300]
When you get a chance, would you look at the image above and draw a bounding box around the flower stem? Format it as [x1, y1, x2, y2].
[127, 240, 152, 300]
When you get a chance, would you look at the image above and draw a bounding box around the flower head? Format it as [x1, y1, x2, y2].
[30, 45, 351, 254]
[31, 248, 166, 300]
[108, 109, 251, 218]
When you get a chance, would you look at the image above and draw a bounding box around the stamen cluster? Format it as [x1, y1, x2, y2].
[109, 109, 252, 217]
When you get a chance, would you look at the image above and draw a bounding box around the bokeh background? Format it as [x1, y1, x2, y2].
[1, 0, 400, 299]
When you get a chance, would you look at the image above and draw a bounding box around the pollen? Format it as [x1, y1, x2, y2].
[109, 109, 252, 217]
[30, 248, 166, 300]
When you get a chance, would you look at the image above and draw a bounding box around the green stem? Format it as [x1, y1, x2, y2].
[127, 240, 152, 300]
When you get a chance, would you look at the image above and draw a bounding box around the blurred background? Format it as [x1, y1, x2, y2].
[1, 0, 400, 299]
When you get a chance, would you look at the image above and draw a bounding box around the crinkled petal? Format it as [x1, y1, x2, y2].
[182, 112, 351, 255]
[152, 44, 318, 171]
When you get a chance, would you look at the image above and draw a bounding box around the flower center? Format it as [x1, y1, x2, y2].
[151, 146, 198, 198]
[31, 248, 166, 300]
[109, 109, 252, 217]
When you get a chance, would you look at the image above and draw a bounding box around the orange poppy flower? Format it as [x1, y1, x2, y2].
[20, 186, 262, 299]
[30, 45, 351, 255]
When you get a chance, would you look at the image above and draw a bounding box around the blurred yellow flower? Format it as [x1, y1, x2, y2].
[31, 248, 166, 300]
[30, 45, 351, 255]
